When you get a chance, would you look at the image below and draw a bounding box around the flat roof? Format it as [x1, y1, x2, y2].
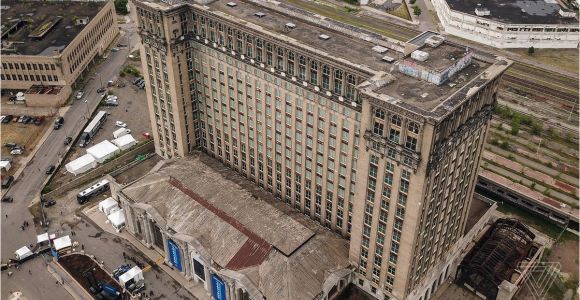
[0, 0, 106, 56]
[446, 0, 579, 25]
[138, 0, 510, 119]
[121, 153, 351, 299]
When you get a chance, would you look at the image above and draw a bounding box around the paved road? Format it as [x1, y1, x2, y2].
[0, 19, 140, 300]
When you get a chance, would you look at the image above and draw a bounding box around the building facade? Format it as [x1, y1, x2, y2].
[0, 0, 119, 106]
[134, 0, 511, 299]
[431, 0, 579, 48]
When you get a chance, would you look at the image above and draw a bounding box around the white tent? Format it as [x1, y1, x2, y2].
[107, 209, 125, 231]
[15, 246, 33, 261]
[87, 140, 120, 163]
[65, 154, 98, 176]
[99, 197, 119, 215]
[53, 235, 72, 252]
[113, 128, 130, 139]
[36, 233, 49, 244]
[0, 160, 11, 171]
[119, 266, 144, 287]
[112, 134, 137, 151]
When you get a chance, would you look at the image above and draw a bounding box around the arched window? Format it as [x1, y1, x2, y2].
[374, 108, 385, 119]
[346, 74, 356, 100]
[407, 122, 420, 134]
[276, 47, 284, 70]
[266, 43, 273, 66]
[334, 69, 343, 94]
[310, 61, 318, 85]
[322, 65, 330, 90]
[391, 115, 402, 127]
[298, 56, 306, 80]
[287, 51, 295, 76]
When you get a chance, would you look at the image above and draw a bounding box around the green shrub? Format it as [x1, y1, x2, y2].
[500, 140, 510, 150]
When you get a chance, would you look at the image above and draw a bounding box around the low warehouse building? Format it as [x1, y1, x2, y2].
[114, 154, 353, 300]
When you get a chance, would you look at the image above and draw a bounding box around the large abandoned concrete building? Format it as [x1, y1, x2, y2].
[0, 0, 119, 106]
[132, 0, 512, 299]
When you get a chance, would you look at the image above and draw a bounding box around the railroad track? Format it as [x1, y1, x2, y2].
[502, 74, 579, 106]
[510, 62, 579, 89]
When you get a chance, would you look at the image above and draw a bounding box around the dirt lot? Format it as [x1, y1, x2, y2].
[0, 118, 53, 176]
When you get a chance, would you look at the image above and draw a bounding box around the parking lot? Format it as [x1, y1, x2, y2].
[0, 116, 53, 177]
[49, 66, 151, 187]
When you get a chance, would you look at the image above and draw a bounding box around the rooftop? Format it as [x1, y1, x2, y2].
[138, 0, 510, 119]
[121, 153, 351, 299]
[0, 0, 106, 56]
[446, 0, 579, 25]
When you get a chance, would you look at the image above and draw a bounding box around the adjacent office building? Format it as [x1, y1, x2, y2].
[134, 0, 511, 299]
[0, 0, 118, 106]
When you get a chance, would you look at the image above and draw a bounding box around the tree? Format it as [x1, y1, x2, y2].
[115, 0, 129, 15]
[528, 46, 535, 55]
[413, 5, 422, 16]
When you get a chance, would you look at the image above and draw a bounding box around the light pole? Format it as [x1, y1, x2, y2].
[535, 138, 542, 158]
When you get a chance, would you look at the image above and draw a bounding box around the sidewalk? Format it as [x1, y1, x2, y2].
[47, 260, 93, 300]
[83, 205, 211, 300]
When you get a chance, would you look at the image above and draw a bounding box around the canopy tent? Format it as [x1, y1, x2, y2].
[37, 233, 56, 244]
[113, 127, 130, 139]
[53, 236, 72, 251]
[99, 197, 119, 215]
[112, 134, 137, 151]
[15, 246, 33, 261]
[0, 160, 11, 171]
[87, 140, 120, 163]
[119, 266, 144, 287]
[107, 209, 125, 231]
[65, 154, 98, 176]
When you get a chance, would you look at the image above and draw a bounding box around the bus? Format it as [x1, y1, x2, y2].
[78, 111, 108, 147]
[77, 179, 110, 204]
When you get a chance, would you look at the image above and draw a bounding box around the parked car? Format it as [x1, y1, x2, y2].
[115, 121, 127, 128]
[132, 78, 143, 85]
[1, 176, 14, 188]
[34, 116, 45, 125]
[10, 149, 23, 155]
[2, 115, 12, 123]
[54, 117, 64, 130]
[76, 91, 84, 100]
[12, 116, 19, 122]
[104, 101, 119, 107]
[0, 116, 5, 122]
[97, 87, 106, 93]
[17, 116, 25, 123]
[111, 47, 119, 52]
[64, 137, 72, 145]
[23, 116, 33, 124]
[1, 196, 13, 203]
[45, 165, 56, 175]
[4, 142, 16, 148]
[43, 199, 56, 208]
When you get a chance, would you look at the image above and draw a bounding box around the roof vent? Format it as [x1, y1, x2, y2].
[559, 8, 576, 18]
[475, 7, 490, 16]
[372, 45, 388, 53]
[411, 50, 429, 62]
[319, 34, 330, 40]
[226, 2, 237, 7]
[254, 12, 266, 18]
[285, 22, 296, 29]
[382, 55, 395, 63]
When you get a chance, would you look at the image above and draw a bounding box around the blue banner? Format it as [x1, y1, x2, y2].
[167, 239, 182, 271]
[211, 274, 227, 300]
